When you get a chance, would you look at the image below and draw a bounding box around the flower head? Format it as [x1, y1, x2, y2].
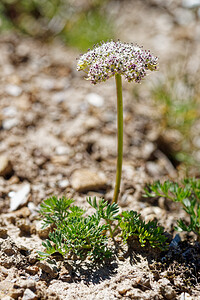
[77, 40, 158, 84]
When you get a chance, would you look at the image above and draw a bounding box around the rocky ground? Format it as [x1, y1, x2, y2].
[0, 0, 200, 299]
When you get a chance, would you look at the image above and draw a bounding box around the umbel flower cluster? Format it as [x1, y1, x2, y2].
[77, 40, 158, 84]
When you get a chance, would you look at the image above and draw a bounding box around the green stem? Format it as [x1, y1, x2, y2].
[112, 74, 123, 204]
[107, 220, 114, 239]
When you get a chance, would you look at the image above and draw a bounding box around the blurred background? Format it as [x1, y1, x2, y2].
[0, 0, 114, 50]
[0, 0, 200, 178]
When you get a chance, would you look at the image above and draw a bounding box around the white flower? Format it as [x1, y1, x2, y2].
[77, 40, 158, 84]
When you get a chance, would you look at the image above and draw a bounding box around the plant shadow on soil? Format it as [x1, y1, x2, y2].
[124, 237, 200, 294]
[68, 261, 119, 285]
[39, 258, 119, 285]
[40, 237, 200, 295]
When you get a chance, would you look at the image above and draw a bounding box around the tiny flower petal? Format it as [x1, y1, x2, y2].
[77, 40, 158, 84]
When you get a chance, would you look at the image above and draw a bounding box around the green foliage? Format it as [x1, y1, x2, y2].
[144, 178, 200, 238]
[87, 197, 119, 222]
[38, 196, 112, 261]
[153, 84, 197, 134]
[38, 196, 168, 262]
[40, 216, 111, 261]
[152, 74, 200, 168]
[62, 9, 114, 51]
[0, 0, 114, 50]
[39, 196, 85, 228]
[118, 211, 168, 250]
[87, 196, 120, 238]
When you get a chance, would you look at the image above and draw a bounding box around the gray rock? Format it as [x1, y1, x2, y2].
[169, 234, 181, 249]
[71, 169, 108, 192]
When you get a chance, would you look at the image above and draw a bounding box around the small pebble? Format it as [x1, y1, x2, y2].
[55, 145, 70, 155]
[10, 183, 31, 211]
[5, 84, 22, 97]
[35, 220, 51, 239]
[0, 155, 13, 177]
[37, 261, 59, 278]
[0, 227, 8, 239]
[22, 288, 37, 300]
[179, 292, 193, 300]
[2, 118, 19, 130]
[58, 179, 69, 189]
[25, 266, 39, 275]
[9, 288, 24, 299]
[86, 93, 104, 107]
[3, 106, 17, 117]
[17, 219, 31, 236]
[71, 169, 108, 192]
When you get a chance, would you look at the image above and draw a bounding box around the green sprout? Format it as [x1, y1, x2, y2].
[77, 40, 158, 203]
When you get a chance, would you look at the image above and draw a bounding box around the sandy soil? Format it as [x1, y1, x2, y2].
[0, 0, 200, 299]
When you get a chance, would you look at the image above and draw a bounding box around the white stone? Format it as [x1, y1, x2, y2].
[179, 292, 193, 300]
[22, 288, 37, 300]
[3, 106, 17, 117]
[86, 93, 104, 107]
[10, 183, 31, 211]
[5, 84, 22, 97]
[58, 179, 69, 189]
[27, 202, 38, 216]
[2, 118, 19, 130]
[55, 145, 70, 155]
[146, 161, 164, 177]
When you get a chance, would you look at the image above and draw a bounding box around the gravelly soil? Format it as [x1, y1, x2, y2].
[0, 0, 200, 299]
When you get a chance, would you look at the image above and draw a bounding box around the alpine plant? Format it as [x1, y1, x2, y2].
[77, 40, 158, 204]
